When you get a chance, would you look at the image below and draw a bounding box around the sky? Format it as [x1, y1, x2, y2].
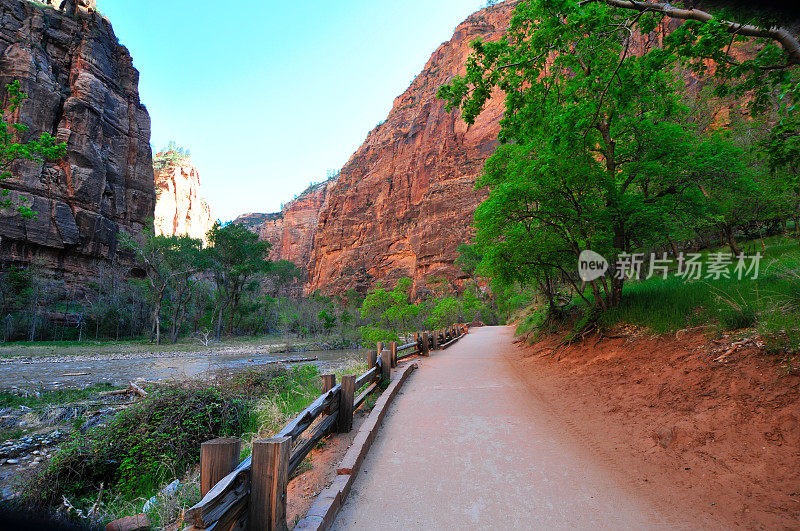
[98, 0, 488, 222]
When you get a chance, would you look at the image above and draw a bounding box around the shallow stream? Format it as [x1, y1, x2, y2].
[0, 348, 364, 389]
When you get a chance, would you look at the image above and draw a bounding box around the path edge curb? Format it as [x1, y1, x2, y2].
[294, 361, 419, 530]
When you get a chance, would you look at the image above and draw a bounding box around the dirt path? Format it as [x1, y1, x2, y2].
[332, 326, 720, 529]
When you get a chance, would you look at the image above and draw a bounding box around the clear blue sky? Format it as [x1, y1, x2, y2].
[98, 0, 487, 222]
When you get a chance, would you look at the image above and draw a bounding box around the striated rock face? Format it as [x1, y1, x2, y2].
[153, 153, 214, 244]
[235, 182, 329, 271]
[244, 4, 512, 294]
[259, 182, 329, 270]
[0, 0, 155, 282]
[234, 212, 273, 235]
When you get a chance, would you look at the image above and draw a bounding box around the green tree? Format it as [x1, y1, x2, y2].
[439, 0, 752, 310]
[0, 80, 66, 217]
[121, 232, 204, 345]
[360, 277, 420, 342]
[318, 309, 336, 334]
[764, 80, 800, 238]
[586, 0, 800, 243]
[264, 259, 302, 297]
[206, 222, 270, 339]
[426, 296, 462, 330]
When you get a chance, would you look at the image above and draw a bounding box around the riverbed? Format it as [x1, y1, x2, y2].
[0, 348, 365, 389]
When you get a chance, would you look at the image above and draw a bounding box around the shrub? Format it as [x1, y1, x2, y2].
[17, 373, 278, 511]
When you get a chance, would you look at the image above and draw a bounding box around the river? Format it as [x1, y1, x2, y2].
[0, 348, 365, 389]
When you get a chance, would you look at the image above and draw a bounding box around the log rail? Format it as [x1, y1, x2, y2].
[186, 323, 469, 530]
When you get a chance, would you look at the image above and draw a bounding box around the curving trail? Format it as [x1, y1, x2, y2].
[331, 325, 717, 530]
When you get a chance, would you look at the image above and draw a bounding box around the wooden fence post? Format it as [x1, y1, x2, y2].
[250, 436, 290, 531]
[390, 341, 397, 368]
[432, 329, 439, 350]
[322, 374, 336, 414]
[368, 349, 377, 370]
[338, 374, 356, 433]
[380, 348, 391, 381]
[200, 438, 241, 497]
[421, 332, 430, 356]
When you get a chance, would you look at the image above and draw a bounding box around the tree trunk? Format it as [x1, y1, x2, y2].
[152, 300, 162, 345]
[795, 217, 800, 244]
[723, 224, 741, 256]
[610, 223, 626, 307]
[29, 309, 36, 342]
[589, 281, 606, 311]
[215, 307, 224, 341]
[667, 236, 680, 258]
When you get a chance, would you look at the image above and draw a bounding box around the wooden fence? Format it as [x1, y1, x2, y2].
[184, 324, 467, 531]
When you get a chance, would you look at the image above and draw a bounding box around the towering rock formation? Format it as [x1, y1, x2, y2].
[153, 152, 214, 244]
[242, 3, 512, 294]
[0, 0, 155, 282]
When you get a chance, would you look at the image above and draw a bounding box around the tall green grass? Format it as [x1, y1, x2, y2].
[516, 235, 800, 355]
[595, 236, 800, 353]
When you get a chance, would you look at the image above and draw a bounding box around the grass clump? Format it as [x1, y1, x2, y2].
[144, 479, 201, 529]
[253, 364, 322, 438]
[515, 307, 548, 339]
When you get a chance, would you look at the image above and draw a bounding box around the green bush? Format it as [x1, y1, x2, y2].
[17, 376, 270, 510]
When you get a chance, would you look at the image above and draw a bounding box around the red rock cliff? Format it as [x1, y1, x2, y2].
[153, 153, 214, 244]
[0, 0, 155, 282]
[242, 4, 512, 294]
[259, 181, 329, 271]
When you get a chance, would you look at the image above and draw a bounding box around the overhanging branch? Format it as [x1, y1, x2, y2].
[579, 0, 800, 66]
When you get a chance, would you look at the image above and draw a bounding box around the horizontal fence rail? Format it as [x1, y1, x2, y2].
[186, 323, 469, 530]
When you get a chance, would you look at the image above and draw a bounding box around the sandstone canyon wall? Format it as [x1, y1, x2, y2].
[0, 0, 155, 282]
[258, 181, 329, 272]
[234, 212, 273, 235]
[153, 153, 214, 244]
[241, 3, 513, 295]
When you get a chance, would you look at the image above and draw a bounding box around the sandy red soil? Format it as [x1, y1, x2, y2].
[509, 328, 800, 528]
